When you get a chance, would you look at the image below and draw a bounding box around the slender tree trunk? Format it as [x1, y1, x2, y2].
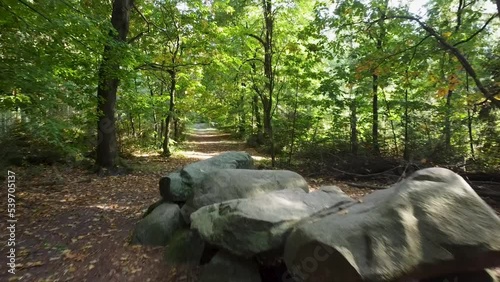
[129, 113, 135, 137]
[253, 94, 263, 143]
[350, 97, 358, 155]
[403, 88, 410, 161]
[138, 114, 141, 136]
[371, 1, 388, 156]
[163, 70, 176, 156]
[96, 0, 133, 169]
[174, 114, 180, 140]
[444, 89, 453, 151]
[288, 82, 299, 165]
[466, 73, 475, 158]
[372, 73, 380, 155]
[158, 82, 164, 143]
[383, 92, 398, 155]
[150, 86, 158, 141]
[238, 94, 246, 136]
[262, 0, 275, 166]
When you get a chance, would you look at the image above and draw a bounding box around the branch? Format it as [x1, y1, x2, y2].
[453, 14, 497, 47]
[137, 61, 212, 71]
[127, 3, 151, 43]
[385, 14, 500, 107]
[246, 33, 266, 47]
[17, 0, 52, 22]
[373, 34, 431, 70]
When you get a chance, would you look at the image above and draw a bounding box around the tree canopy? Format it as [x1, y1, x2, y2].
[1, 0, 499, 171]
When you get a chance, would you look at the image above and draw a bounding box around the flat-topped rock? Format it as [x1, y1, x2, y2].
[181, 169, 309, 223]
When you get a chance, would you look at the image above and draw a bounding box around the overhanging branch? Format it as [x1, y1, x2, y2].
[385, 14, 500, 107]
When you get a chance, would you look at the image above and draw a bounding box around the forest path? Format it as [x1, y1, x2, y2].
[178, 123, 265, 161]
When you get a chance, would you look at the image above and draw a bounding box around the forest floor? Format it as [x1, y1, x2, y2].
[1, 125, 499, 281]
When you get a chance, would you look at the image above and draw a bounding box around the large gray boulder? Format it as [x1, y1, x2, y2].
[284, 168, 500, 282]
[131, 202, 184, 246]
[181, 169, 309, 223]
[159, 151, 254, 202]
[199, 251, 262, 282]
[191, 187, 355, 257]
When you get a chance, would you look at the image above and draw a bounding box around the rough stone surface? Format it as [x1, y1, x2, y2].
[284, 168, 500, 282]
[131, 202, 184, 246]
[199, 251, 262, 282]
[159, 151, 253, 202]
[181, 169, 309, 223]
[191, 187, 355, 257]
[164, 229, 205, 266]
[420, 269, 499, 282]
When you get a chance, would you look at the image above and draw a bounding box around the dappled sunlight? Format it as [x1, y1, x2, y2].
[179, 124, 271, 162]
[131, 151, 161, 157]
[184, 140, 243, 145]
[90, 203, 131, 212]
[180, 151, 220, 160]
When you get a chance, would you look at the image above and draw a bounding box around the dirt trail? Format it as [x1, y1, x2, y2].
[0, 124, 254, 282]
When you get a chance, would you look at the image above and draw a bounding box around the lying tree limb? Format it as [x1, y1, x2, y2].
[329, 165, 403, 178]
[344, 182, 389, 190]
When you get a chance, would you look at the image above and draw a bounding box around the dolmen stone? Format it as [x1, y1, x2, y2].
[131, 202, 184, 246]
[159, 151, 253, 202]
[284, 168, 500, 282]
[191, 186, 355, 257]
[199, 251, 262, 282]
[181, 169, 309, 223]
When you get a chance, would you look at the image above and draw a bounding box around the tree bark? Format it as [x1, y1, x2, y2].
[403, 86, 410, 161]
[253, 94, 263, 143]
[163, 70, 176, 156]
[372, 73, 380, 155]
[262, 0, 275, 166]
[350, 97, 358, 155]
[288, 82, 299, 164]
[444, 89, 453, 151]
[96, 0, 133, 169]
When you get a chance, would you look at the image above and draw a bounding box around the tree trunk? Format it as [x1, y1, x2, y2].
[383, 92, 398, 155]
[350, 97, 358, 155]
[238, 94, 246, 136]
[372, 73, 380, 155]
[174, 114, 180, 140]
[129, 113, 135, 137]
[288, 82, 299, 165]
[253, 94, 263, 143]
[444, 89, 453, 151]
[163, 70, 176, 156]
[466, 73, 475, 158]
[96, 0, 133, 169]
[371, 1, 388, 156]
[262, 0, 275, 166]
[403, 88, 410, 161]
